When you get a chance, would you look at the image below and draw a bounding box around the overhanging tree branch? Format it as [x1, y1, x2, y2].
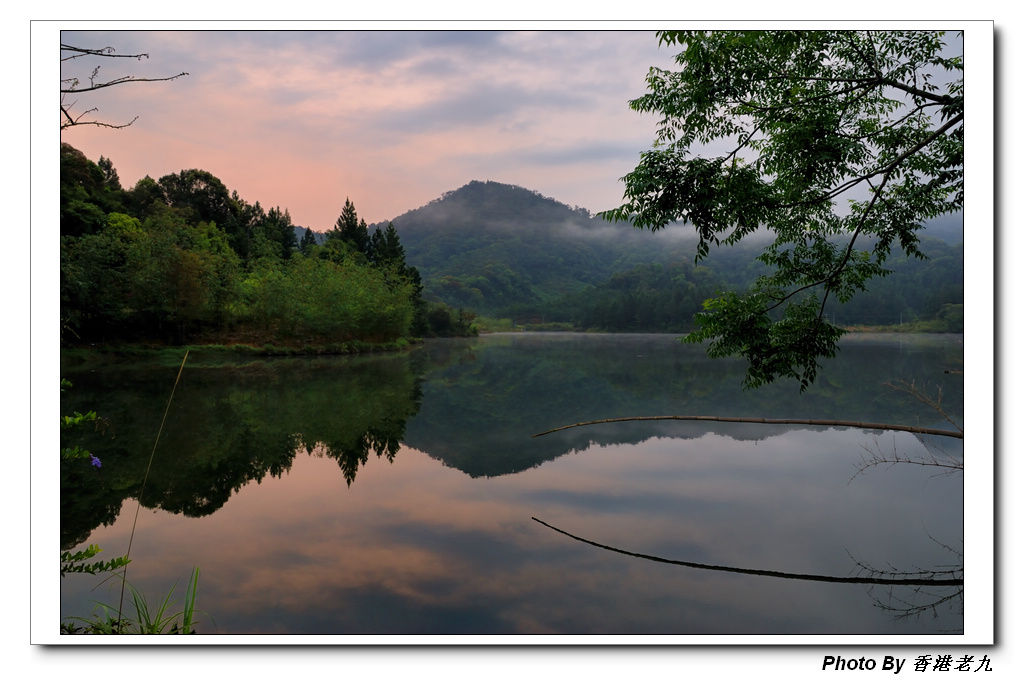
[606, 31, 964, 389]
[60, 43, 188, 131]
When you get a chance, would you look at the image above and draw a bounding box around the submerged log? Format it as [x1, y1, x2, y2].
[532, 517, 963, 586]
[531, 415, 964, 439]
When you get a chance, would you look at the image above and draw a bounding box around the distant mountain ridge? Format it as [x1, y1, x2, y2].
[375, 180, 703, 316]
[349, 179, 961, 327]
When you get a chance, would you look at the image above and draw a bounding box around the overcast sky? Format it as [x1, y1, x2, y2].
[59, 30, 688, 230]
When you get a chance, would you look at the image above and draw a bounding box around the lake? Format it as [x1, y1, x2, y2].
[59, 332, 965, 639]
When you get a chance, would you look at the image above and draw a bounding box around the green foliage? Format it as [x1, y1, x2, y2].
[60, 378, 106, 462]
[60, 544, 130, 577]
[60, 145, 430, 347]
[61, 206, 244, 341]
[61, 380, 130, 588]
[391, 180, 701, 317]
[601, 30, 964, 389]
[156, 169, 234, 235]
[238, 252, 415, 343]
[62, 568, 202, 635]
[555, 260, 725, 332]
[404, 333, 963, 477]
[475, 316, 515, 332]
[328, 197, 370, 256]
[423, 303, 479, 337]
[299, 227, 318, 255]
[684, 290, 845, 391]
[97, 156, 121, 190]
[372, 222, 407, 267]
[60, 352, 424, 536]
[60, 143, 127, 237]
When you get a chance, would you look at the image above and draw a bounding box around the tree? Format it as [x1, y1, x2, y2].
[61, 44, 188, 130]
[260, 206, 298, 260]
[97, 156, 122, 190]
[156, 170, 249, 257]
[374, 222, 407, 267]
[328, 198, 370, 257]
[60, 143, 121, 236]
[299, 228, 318, 255]
[601, 30, 964, 390]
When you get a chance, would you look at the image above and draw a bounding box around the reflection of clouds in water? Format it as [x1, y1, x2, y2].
[61, 430, 962, 635]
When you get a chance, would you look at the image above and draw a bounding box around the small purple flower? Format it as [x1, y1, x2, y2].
[90, 454, 102, 469]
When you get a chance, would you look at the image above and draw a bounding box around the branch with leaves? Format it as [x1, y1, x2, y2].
[61, 544, 130, 577]
[600, 30, 964, 390]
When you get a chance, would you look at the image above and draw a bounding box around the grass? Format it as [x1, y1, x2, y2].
[61, 568, 204, 635]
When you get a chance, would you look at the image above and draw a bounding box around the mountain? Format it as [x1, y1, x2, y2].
[375, 179, 962, 329]
[378, 180, 704, 317]
[920, 211, 965, 244]
[292, 225, 327, 246]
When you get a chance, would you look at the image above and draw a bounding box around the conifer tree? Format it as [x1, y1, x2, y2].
[329, 198, 370, 256]
[375, 222, 407, 267]
[299, 228, 318, 255]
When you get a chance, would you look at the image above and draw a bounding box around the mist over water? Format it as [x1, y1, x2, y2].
[59, 333, 964, 637]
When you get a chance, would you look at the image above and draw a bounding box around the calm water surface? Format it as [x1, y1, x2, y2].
[59, 333, 965, 637]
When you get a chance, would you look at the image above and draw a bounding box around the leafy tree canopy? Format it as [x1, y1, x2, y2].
[601, 30, 964, 390]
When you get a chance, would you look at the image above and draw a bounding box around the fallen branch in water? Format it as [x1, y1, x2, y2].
[531, 415, 963, 439]
[531, 517, 963, 586]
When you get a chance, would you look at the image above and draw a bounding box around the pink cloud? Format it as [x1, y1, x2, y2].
[59, 30, 678, 230]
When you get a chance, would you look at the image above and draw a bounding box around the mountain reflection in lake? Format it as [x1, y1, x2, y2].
[59, 333, 964, 636]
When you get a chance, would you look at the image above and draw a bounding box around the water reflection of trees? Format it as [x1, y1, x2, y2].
[301, 427, 403, 486]
[405, 334, 964, 478]
[523, 351, 964, 627]
[60, 353, 422, 549]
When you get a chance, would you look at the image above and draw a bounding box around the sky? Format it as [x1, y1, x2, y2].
[59, 30, 686, 231]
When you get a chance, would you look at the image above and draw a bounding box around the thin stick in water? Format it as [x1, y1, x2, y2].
[117, 350, 190, 628]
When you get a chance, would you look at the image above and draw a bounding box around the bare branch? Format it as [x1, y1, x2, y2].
[61, 44, 150, 61]
[59, 44, 187, 131]
[60, 71, 189, 96]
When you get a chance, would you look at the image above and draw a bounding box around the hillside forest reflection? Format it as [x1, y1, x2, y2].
[60, 333, 964, 635]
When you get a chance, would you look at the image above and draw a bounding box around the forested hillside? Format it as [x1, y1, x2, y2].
[59, 144, 473, 347]
[61, 149, 964, 346]
[379, 180, 965, 331]
[383, 180, 705, 316]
